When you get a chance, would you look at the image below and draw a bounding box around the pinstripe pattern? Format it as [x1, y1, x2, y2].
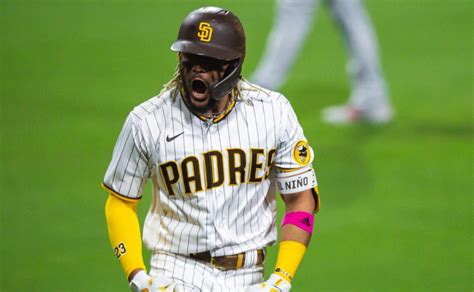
[103, 80, 316, 288]
[150, 251, 264, 291]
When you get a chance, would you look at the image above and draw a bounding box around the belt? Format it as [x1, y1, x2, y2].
[189, 249, 265, 270]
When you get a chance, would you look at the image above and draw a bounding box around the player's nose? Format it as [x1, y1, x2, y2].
[192, 64, 205, 73]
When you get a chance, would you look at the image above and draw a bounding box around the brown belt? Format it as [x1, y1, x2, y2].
[189, 249, 265, 270]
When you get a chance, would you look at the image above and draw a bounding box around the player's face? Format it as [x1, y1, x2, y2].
[180, 53, 230, 113]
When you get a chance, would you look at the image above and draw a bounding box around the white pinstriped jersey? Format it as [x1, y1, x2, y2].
[103, 80, 316, 257]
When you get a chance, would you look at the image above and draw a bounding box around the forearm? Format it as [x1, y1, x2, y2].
[274, 189, 316, 282]
[280, 224, 311, 246]
[280, 189, 315, 245]
[105, 194, 146, 280]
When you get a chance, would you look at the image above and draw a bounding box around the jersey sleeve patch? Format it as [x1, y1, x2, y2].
[293, 140, 311, 166]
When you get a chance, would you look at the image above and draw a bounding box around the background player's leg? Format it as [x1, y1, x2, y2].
[324, 0, 393, 123]
[251, 0, 319, 90]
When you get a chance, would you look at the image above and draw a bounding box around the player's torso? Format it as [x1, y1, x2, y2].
[140, 89, 283, 254]
[153, 97, 279, 198]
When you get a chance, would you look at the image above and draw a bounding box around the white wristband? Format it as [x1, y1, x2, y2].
[129, 270, 149, 291]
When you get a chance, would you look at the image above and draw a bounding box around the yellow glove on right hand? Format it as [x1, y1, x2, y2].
[246, 273, 291, 292]
[129, 270, 176, 292]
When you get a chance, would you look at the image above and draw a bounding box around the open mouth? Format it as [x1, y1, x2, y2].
[191, 78, 208, 99]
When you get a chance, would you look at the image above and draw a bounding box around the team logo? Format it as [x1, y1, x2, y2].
[293, 140, 311, 165]
[166, 131, 184, 142]
[197, 22, 213, 42]
[300, 217, 311, 227]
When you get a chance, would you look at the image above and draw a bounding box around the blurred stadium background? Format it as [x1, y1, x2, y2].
[1, 0, 472, 290]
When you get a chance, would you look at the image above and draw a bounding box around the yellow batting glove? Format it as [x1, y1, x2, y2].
[129, 270, 176, 292]
[246, 273, 291, 292]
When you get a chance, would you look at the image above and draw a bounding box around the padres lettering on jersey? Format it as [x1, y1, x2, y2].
[103, 80, 317, 257]
[159, 148, 276, 196]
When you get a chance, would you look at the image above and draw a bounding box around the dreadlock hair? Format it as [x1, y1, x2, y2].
[158, 63, 249, 101]
[159, 63, 183, 100]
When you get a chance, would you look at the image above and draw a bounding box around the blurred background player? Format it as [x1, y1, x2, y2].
[251, 0, 394, 124]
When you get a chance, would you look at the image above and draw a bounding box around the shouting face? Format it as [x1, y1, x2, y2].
[180, 53, 230, 114]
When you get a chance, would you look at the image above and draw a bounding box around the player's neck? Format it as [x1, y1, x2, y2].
[200, 93, 233, 119]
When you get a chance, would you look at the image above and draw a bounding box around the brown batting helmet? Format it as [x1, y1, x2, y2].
[171, 7, 246, 100]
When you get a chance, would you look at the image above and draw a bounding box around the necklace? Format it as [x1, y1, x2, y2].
[179, 87, 236, 122]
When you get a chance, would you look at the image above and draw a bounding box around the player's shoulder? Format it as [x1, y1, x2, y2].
[128, 89, 175, 121]
[239, 79, 291, 106]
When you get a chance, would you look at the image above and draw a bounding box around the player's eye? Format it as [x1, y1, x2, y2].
[206, 59, 230, 71]
[181, 61, 194, 70]
[182, 54, 230, 72]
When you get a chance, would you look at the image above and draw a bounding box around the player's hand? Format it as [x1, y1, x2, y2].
[129, 270, 176, 292]
[246, 273, 291, 292]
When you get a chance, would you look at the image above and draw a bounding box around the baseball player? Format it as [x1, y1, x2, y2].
[251, 0, 394, 124]
[103, 7, 320, 291]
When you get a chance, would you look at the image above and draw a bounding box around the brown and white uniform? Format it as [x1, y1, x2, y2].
[103, 80, 318, 291]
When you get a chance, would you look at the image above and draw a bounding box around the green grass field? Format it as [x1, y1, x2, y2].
[1, 0, 472, 290]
